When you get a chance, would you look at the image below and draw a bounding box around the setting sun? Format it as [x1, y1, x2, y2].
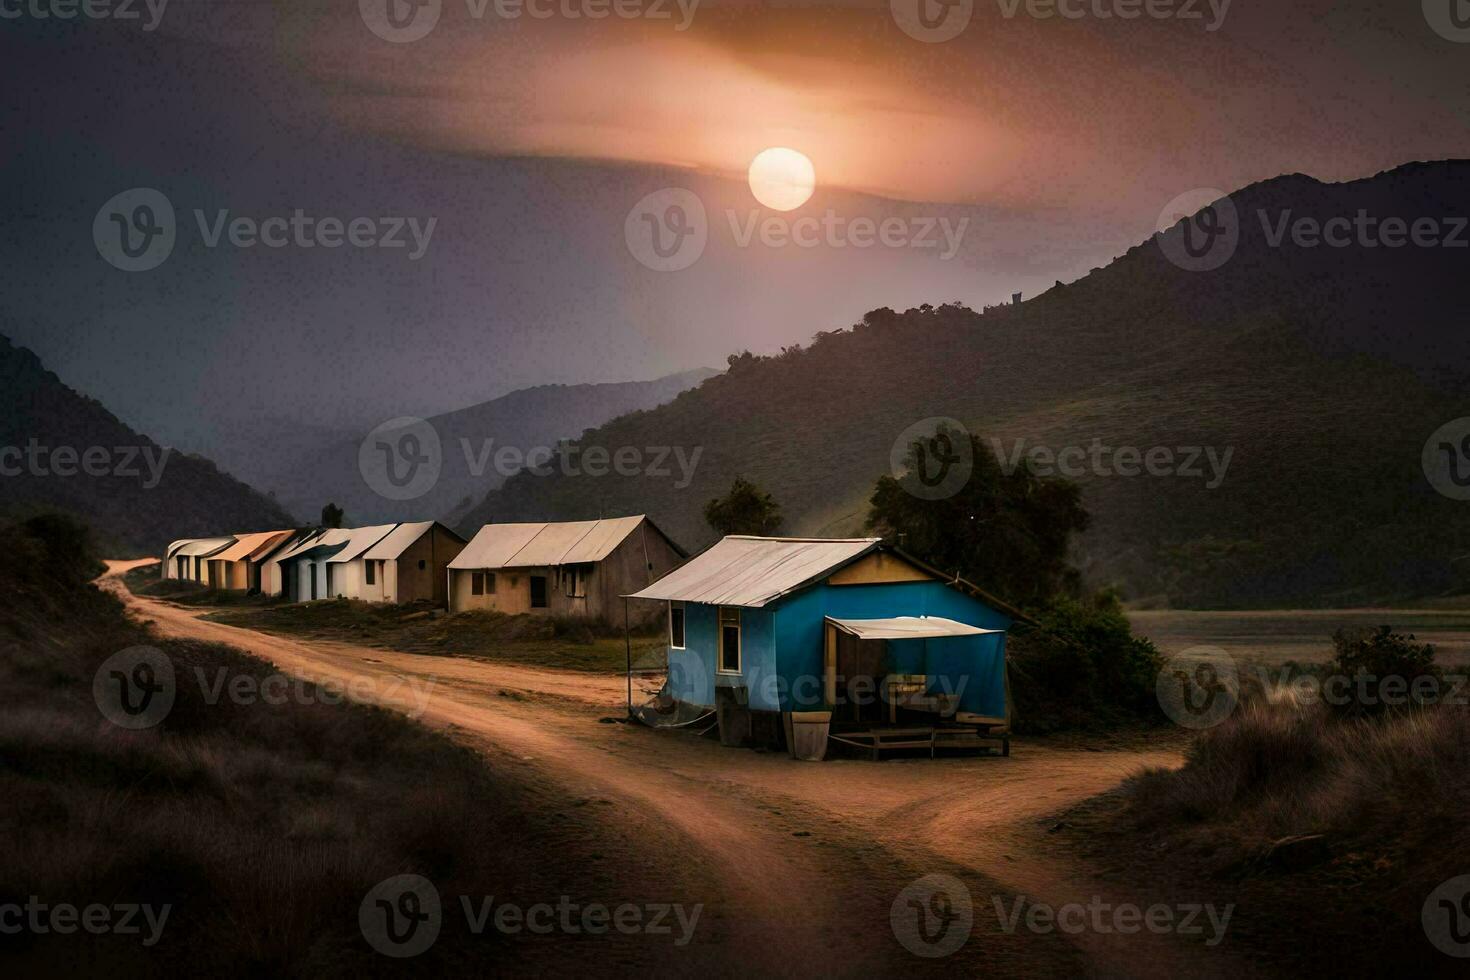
[747, 147, 816, 211]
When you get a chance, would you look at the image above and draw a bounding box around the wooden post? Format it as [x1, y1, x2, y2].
[624, 596, 633, 719]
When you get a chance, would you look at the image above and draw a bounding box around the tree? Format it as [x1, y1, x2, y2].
[705, 477, 783, 537]
[865, 425, 1090, 611]
[320, 503, 344, 529]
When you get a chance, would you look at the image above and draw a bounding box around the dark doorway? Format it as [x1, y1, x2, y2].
[530, 575, 548, 609]
[835, 631, 887, 724]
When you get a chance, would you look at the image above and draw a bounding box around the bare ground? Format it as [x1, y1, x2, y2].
[101, 560, 1267, 978]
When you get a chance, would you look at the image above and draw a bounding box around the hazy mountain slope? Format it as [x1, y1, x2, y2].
[468, 160, 1470, 608]
[0, 334, 294, 557]
[256, 368, 719, 526]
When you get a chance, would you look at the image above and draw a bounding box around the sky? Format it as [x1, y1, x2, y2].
[3, 0, 1468, 461]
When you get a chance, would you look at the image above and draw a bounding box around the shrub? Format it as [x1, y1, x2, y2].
[1327, 625, 1438, 716]
[1006, 590, 1163, 732]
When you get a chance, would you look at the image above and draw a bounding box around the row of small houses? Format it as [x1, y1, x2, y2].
[163, 515, 685, 624]
[165, 516, 1017, 759]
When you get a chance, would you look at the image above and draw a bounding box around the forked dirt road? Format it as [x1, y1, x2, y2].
[103, 562, 1260, 978]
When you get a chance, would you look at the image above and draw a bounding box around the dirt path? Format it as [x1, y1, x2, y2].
[103, 562, 1256, 977]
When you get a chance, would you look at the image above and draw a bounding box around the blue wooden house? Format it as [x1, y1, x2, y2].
[627, 536, 1021, 760]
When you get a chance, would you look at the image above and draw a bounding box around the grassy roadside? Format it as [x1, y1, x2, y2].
[120, 562, 667, 673]
[1051, 698, 1470, 974]
[0, 517, 699, 974]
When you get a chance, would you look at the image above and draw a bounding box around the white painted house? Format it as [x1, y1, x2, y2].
[358, 521, 467, 605]
[267, 528, 350, 601]
[320, 524, 399, 600]
[164, 537, 235, 584]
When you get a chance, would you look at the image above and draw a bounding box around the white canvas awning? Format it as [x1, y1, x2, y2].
[826, 616, 1001, 640]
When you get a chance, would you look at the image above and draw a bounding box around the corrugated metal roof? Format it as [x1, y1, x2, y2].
[827, 616, 1001, 640]
[165, 539, 196, 560]
[172, 536, 236, 558]
[562, 515, 646, 563]
[626, 536, 880, 608]
[450, 516, 647, 570]
[363, 521, 433, 560]
[325, 524, 399, 564]
[272, 528, 345, 563]
[514, 521, 601, 565]
[450, 523, 543, 569]
[209, 530, 292, 563]
[247, 529, 300, 561]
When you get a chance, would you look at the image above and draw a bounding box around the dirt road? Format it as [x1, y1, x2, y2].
[104, 562, 1254, 977]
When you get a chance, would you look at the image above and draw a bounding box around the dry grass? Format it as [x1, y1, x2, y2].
[0, 516, 672, 974]
[1126, 702, 1470, 847]
[1085, 698, 1470, 973]
[198, 598, 667, 674]
[119, 566, 669, 672]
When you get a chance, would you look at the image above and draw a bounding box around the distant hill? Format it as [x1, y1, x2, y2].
[468, 160, 1470, 608]
[253, 368, 720, 526]
[0, 334, 293, 557]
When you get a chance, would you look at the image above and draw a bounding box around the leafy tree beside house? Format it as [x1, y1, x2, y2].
[321, 503, 344, 529]
[705, 477, 783, 537]
[867, 425, 1160, 731]
[866, 426, 1090, 611]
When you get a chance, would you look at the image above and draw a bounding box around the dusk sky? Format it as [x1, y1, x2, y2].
[3, 0, 1468, 461]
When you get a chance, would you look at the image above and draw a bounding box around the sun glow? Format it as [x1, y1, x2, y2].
[747, 147, 816, 211]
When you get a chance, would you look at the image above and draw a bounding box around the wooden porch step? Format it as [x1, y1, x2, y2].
[831, 725, 1011, 759]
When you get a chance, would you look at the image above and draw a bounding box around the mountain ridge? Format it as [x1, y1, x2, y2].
[250, 366, 720, 526]
[465, 159, 1470, 607]
[0, 333, 294, 556]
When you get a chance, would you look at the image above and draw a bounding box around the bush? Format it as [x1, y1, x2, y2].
[1006, 591, 1163, 732]
[1327, 625, 1438, 716]
[19, 512, 104, 582]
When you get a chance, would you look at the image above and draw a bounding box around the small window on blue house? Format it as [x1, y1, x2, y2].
[718, 606, 741, 674]
[669, 601, 686, 650]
